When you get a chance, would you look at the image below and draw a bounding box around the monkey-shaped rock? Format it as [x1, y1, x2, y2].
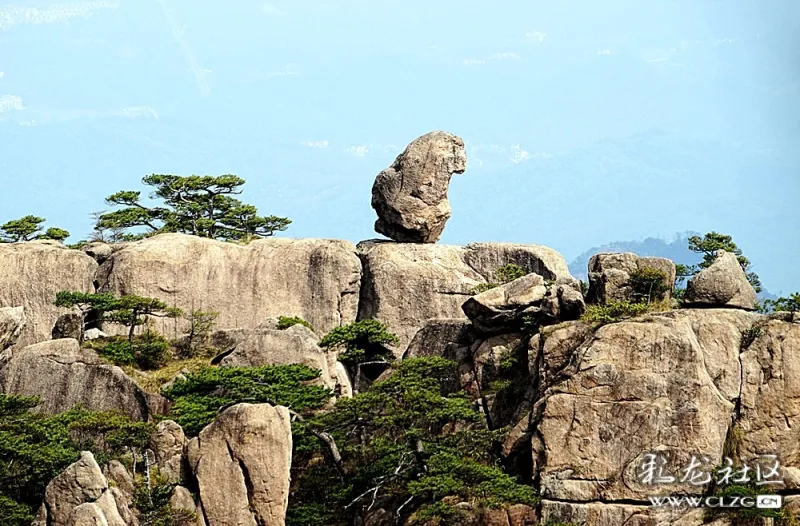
[371, 131, 467, 243]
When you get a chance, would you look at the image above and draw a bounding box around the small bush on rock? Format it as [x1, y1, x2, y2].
[627, 267, 670, 304]
[277, 316, 314, 331]
[581, 300, 660, 325]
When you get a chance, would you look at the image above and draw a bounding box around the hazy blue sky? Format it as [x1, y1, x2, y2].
[0, 0, 798, 293]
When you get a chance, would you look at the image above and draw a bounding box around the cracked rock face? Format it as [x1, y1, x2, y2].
[33, 451, 135, 526]
[96, 233, 362, 340]
[357, 241, 575, 352]
[0, 306, 25, 351]
[738, 318, 800, 488]
[0, 339, 158, 420]
[371, 131, 467, 243]
[534, 309, 758, 503]
[188, 403, 292, 526]
[0, 241, 97, 347]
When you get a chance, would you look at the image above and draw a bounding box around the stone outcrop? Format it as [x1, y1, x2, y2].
[738, 317, 800, 487]
[371, 131, 467, 243]
[0, 306, 25, 351]
[586, 252, 676, 304]
[684, 250, 758, 310]
[150, 420, 189, 484]
[96, 233, 361, 340]
[212, 324, 350, 394]
[187, 403, 292, 526]
[52, 311, 83, 340]
[462, 274, 585, 334]
[0, 241, 97, 347]
[34, 451, 135, 526]
[402, 318, 476, 359]
[0, 339, 158, 420]
[357, 240, 576, 351]
[534, 309, 758, 502]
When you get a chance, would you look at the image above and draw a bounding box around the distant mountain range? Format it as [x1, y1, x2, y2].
[568, 232, 780, 301]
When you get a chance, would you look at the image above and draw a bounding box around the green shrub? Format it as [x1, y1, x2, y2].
[759, 293, 800, 314]
[277, 316, 313, 331]
[319, 319, 399, 366]
[288, 357, 536, 525]
[134, 471, 197, 526]
[162, 364, 332, 436]
[627, 267, 670, 304]
[177, 310, 219, 359]
[89, 332, 171, 370]
[0, 394, 154, 524]
[581, 300, 656, 325]
[741, 325, 763, 349]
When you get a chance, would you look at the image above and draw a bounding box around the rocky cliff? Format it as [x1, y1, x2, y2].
[0, 131, 796, 526]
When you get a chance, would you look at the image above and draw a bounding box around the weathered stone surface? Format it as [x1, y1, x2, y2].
[684, 250, 758, 310]
[96, 233, 361, 339]
[587, 252, 676, 305]
[150, 420, 188, 484]
[81, 241, 113, 263]
[530, 321, 595, 395]
[102, 460, 134, 500]
[52, 311, 83, 340]
[357, 241, 575, 351]
[539, 500, 718, 526]
[38, 451, 132, 526]
[738, 317, 800, 487]
[45, 452, 107, 526]
[0, 306, 25, 350]
[534, 309, 757, 502]
[463, 275, 585, 334]
[170, 485, 198, 517]
[0, 241, 97, 347]
[371, 131, 467, 243]
[402, 318, 476, 359]
[463, 242, 577, 285]
[214, 324, 347, 393]
[0, 339, 157, 420]
[187, 403, 292, 526]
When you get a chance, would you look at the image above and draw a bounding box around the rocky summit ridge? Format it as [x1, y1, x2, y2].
[0, 131, 796, 526]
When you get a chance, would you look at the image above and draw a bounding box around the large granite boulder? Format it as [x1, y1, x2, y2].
[586, 252, 676, 305]
[463, 274, 585, 334]
[0, 306, 25, 351]
[188, 403, 292, 526]
[96, 233, 361, 339]
[684, 250, 758, 310]
[0, 241, 97, 347]
[357, 241, 576, 351]
[0, 339, 159, 420]
[211, 324, 351, 396]
[738, 317, 800, 487]
[534, 309, 758, 502]
[371, 131, 467, 243]
[33, 451, 135, 526]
